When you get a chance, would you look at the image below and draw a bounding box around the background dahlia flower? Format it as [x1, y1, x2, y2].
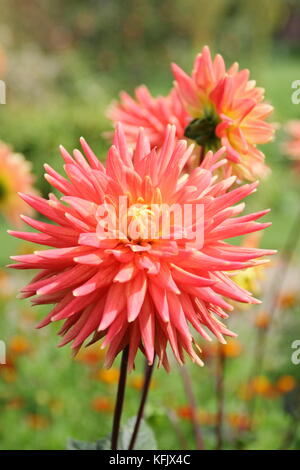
[108, 46, 274, 181]
[107, 86, 189, 148]
[0, 141, 36, 226]
[9, 125, 273, 370]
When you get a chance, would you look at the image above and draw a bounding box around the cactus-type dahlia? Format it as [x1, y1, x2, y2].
[109, 46, 274, 181]
[9, 125, 273, 370]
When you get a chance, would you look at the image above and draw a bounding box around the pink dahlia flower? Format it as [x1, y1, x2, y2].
[108, 46, 274, 181]
[9, 125, 273, 370]
[107, 86, 189, 148]
[0, 141, 36, 226]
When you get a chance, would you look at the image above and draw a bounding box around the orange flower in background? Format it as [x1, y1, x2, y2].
[278, 292, 297, 310]
[75, 344, 105, 366]
[96, 368, 120, 385]
[176, 406, 216, 426]
[129, 374, 156, 391]
[129, 375, 144, 391]
[254, 311, 271, 329]
[199, 339, 242, 360]
[227, 412, 251, 432]
[26, 414, 49, 430]
[239, 375, 289, 401]
[250, 375, 271, 396]
[276, 375, 296, 394]
[0, 141, 36, 226]
[176, 405, 194, 421]
[91, 396, 114, 413]
[9, 335, 31, 355]
[198, 409, 216, 426]
[218, 339, 242, 358]
[0, 355, 17, 383]
[250, 375, 278, 399]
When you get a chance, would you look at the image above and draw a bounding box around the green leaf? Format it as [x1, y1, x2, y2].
[67, 437, 110, 450]
[95, 437, 111, 450]
[67, 417, 157, 450]
[67, 438, 98, 450]
[118, 417, 157, 450]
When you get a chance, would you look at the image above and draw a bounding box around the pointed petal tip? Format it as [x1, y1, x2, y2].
[6, 263, 16, 269]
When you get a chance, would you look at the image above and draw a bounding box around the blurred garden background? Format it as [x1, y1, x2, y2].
[1, 0, 300, 450]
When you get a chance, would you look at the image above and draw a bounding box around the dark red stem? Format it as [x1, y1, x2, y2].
[111, 346, 129, 450]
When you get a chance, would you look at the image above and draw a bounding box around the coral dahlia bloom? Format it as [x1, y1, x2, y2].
[107, 86, 189, 148]
[109, 46, 274, 181]
[9, 125, 273, 370]
[0, 141, 36, 226]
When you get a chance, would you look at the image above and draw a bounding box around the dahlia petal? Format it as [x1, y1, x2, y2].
[73, 264, 117, 297]
[71, 296, 106, 348]
[172, 63, 199, 107]
[149, 263, 180, 294]
[136, 254, 160, 274]
[167, 292, 192, 341]
[127, 271, 147, 322]
[149, 282, 169, 322]
[98, 282, 127, 331]
[114, 262, 137, 283]
[79, 137, 105, 171]
[74, 253, 103, 265]
[138, 296, 155, 364]
[180, 293, 212, 341]
[20, 214, 77, 242]
[128, 322, 141, 371]
[37, 265, 95, 296]
[171, 264, 215, 287]
[7, 230, 66, 248]
[51, 291, 99, 322]
[113, 123, 133, 168]
[58, 307, 92, 347]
